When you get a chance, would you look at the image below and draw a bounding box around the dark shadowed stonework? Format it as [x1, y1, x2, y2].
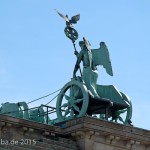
[0, 114, 150, 150]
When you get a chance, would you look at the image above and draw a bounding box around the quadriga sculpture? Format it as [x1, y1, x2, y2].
[0, 102, 29, 119]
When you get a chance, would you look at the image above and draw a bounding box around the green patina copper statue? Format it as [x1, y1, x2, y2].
[73, 38, 99, 98]
[0, 102, 49, 124]
[29, 105, 49, 123]
[56, 11, 132, 125]
[73, 38, 113, 98]
[55, 10, 79, 42]
[0, 11, 132, 126]
[0, 102, 29, 119]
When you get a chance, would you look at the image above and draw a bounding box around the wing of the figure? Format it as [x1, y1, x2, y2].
[92, 42, 113, 76]
[70, 14, 80, 24]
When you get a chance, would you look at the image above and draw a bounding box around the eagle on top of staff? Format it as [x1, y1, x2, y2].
[55, 10, 80, 28]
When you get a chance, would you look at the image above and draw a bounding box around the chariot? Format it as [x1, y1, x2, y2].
[56, 77, 132, 125]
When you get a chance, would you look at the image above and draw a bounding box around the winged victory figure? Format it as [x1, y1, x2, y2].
[73, 38, 113, 98]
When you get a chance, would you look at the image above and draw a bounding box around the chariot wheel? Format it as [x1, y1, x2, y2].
[56, 79, 89, 122]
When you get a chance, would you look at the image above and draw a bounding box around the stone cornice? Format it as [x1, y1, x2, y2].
[0, 114, 61, 135]
[0, 114, 150, 147]
[60, 116, 150, 145]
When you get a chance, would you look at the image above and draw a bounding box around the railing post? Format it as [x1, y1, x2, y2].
[47, 106, 48, 124]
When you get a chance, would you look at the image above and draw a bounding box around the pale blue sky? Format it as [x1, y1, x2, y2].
[0, 0, 150, 130]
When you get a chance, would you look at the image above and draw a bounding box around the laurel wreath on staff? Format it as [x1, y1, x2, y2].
[55, 10, 82, 77]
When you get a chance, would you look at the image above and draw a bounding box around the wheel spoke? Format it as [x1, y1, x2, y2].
[70, 109, 74, 118]
[70, 85, 74, 97]
[64, 109, 70, 117]
[73, 104, 80, 113]
[74, 89, 79, 98]
[60, 103, 68, 108]
[75, 98, 83, 103]
[65, 95, 70, 100]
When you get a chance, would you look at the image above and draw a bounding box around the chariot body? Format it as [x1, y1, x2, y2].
[56, 78, 132, 125]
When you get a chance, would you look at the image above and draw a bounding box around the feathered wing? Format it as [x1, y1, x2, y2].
[55, 10, 69, 22]
[92, 42, 113, 76]
[70, 14, 80, 24]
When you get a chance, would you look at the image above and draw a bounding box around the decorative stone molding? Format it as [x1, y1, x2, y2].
[0, 122, 9, 134]
[1, 126, 7, 133]
[0, 121, 6, 127]
[50, 132, 55, 136]
[76, 131, 85, 139]
[86, 131, 95, 139]
[94, 132, 100, 136]
[126, 140, 140, 149]
[22, 127, 34, 135]
[105, 135, 120, 144]
[71, 130, 107, 140]
[6, 123, 12, 127]
[22, 127, 28, 131]
[43, 131, 50, 136]
[71, 131, 95, 140]
[28, 128, 34, 132]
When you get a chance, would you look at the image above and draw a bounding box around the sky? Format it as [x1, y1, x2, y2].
[0, 0, 150, 130]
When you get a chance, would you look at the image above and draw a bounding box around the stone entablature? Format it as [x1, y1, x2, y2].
[61, 117, 150, 150]
[0, 114, 77, 150]
[0, 114, 60, 138]
[0, 114, 150, 150]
